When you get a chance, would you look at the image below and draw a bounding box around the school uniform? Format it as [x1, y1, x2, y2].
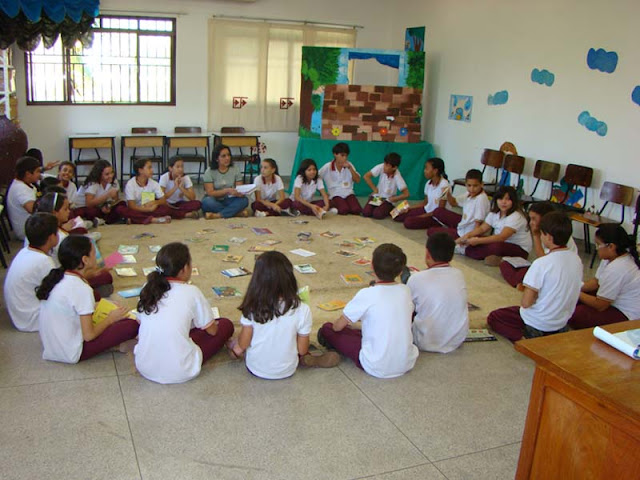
[290, 175, 327, 215]
[465, 210, 532, 260]
[407, 265, 469, 353]
[61, 181, 78, 207]
[251, 174, 292, 216]
[4, 247, 55, 332]
[158, 172, 201, 213]
[429, 191, 491, 239]
[396, 177, 449, 229]
[7, 179, 37, 240]
[363, 163, 408, 219]
[122, 177, 186, 223]
[73, 181, 125, 223]
[38, 272, 139, 363]
[319, 283, 418, 378]
[318, 161, 362, 215]
[240, 302, 312, 380]
[135, 282, 233, 384]
[488, 249, 583, 341]
[569, 254, 640, 329]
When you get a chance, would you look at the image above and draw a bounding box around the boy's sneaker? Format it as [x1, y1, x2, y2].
[300, 351, 340, 368]
[255, 210, 267, 217]
[484, 255, 503, 267]
[327, 208, 338, 215]
[454, 245, 466, 255]
[83, 220, 94, 230]
[93, 218, 106, 227]
[280, 208, 295, 217]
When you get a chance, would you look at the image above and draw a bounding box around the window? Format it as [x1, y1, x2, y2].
[25, 16, 176, 105]
[208, 19, 356, 131]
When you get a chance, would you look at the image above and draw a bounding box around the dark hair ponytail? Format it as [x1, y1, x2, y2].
[427, 157, 448, 180]
[296, 158, 317, 185]
[596, 224, 640, 269]
[137, 242, 191, 314]
[35, 191, 67, 214]
[36, 236, 92, 300]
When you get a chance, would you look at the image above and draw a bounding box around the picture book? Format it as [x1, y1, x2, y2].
[248, 245, 275, 252]
[297, 232, 312, 241]
[212, 244, 230, 253]
[191, 267, 200, 276]
[294, 264, 317, 274]
[117, 245, 139, 255]
[317, 300, 347, 311]
[320, 231, 340, 238]
[229, 237, 247, 244]
[148, 245, 162, 253]
[337, 241, 364, 250]
[118, 287, 143, 298]
[115, 267, 137, 277]
[502, 257, 532, 268]
[335, 250, 357, 258]
[227, 223, 247, 229]
[290, 219, 309, 225]
[353, 237, 375, 245]
[140, 192, 155, 205]
[120, 254, 137, 264]
[340, 273, 365, 286]
[464, 329, 497, 342]
[104, 252, 124, 269]
[259, 239, 281, 246]
[133, 232, 156, 239]
[390, 200, 410, 219]
[223, 254, 243, 263]
[290, 248, 316, 257]
[594, 326, 640, 360]
[221, 267, 252, 278]
[368, 195, 383, 206]
[196, 228, 216, 235]
[352, 258, 371, 266]
[185, 237, 205, 243]
[92, 299, 137, 325]
[212, 286, 242, 297]
[251, 227, 273, 235]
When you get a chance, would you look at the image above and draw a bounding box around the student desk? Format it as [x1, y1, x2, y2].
[120, 133, 167, 185]
[290, 138, 434, 199]
[68, 134, 117, 182]
[211, 131, 261, 183]
[514, 320, 640, 479]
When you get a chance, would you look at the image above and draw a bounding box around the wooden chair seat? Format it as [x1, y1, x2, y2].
[452, 148, 503, 192]
[484, 154, 525, 196]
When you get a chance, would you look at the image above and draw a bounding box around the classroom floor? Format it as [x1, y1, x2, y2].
[0, 189, 598, 480]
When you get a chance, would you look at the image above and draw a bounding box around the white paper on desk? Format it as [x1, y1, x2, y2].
[236, 184, 257, 195]
[593, 326, 640, 360]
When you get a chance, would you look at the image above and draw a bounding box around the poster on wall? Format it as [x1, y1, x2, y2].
[405, 26, 425, 52]
[449, 94, 473, 122]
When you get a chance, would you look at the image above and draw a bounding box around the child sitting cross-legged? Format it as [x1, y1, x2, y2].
[318, 243, 418, 378]
[228, 251, 340, 379]
[362, 152, 409, 220]
[487, 212, 583, 342]
[252, 158, 295, 217]
[290, 158, 334, 219]
[158, 157, 201, 218]
[6, 155, 41, 240]
[407, 232, 469, 353]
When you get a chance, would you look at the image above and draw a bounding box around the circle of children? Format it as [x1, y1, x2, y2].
[4, 143, 640, 384]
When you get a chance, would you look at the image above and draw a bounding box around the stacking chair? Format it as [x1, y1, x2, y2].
[170, 127, 207, 184]
[451, 148, 504, 193]
[551, 164, 593, 214]
[129, 127, 164, 180]
[220, 126, 261, 183]
[569, 181, 635, 267]
[484, 154, 525, 197]
[520, 159, 561, 209]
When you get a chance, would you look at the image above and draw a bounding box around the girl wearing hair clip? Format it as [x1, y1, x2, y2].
[134, 242, 234, 384]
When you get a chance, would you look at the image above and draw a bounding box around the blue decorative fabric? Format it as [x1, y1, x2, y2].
[0, 0, 99, 23]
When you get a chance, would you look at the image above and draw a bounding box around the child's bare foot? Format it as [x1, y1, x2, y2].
[151, 216, 171, 224]
[300, 351, 340, 368]
[205, 212, 222, 220]
[226, 338, 243, 359]
[185, 211, 199, 219]
[238, 209, 250, 218]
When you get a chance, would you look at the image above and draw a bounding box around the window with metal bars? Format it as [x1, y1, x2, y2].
[25, 15, 176, 105]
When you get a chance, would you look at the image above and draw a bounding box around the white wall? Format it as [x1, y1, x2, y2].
[392, 0, 640, 228]
[14, 0, 394, 175]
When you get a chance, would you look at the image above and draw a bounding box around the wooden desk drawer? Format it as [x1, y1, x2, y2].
[169, 137, 208, 148]
[223, 136, 259, 148]
[71, 138, 114, 149]
[124, 137, 164, 148]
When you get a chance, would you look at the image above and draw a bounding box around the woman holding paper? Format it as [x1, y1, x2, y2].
[201, 144, 250, 219]
[569, 224, 640, 329]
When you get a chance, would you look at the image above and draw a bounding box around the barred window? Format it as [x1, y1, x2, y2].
[25, 16, 176, 105]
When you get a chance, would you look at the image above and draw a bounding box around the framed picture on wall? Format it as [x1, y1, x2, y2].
[449, 94, 473, 122]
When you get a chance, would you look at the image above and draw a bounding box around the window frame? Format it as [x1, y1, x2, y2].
[24, 15, 177, 106]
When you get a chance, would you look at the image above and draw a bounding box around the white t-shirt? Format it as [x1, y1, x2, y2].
[424, 177, 450, 214]
[343, 284, 418, 378]
[159, 172, 194, 205]
[135, 282, 214, 384]
[290, 175, 325, 202]
[485, 211, 532, 253]
[520, 249, 583, 331]
[75, 181, 121, 208]
[368, 164, 407, 199]
[7, 180, 37, 240]
[407, 266, 469, 353]
[39, 273, 95, 363]
[124, 177, 164, 206]
[595, 255, 640, 320]
[543, 236, 578, 255]
[63, 181, 78, 208]
[22, 228, 68, 268]
[240, 302, 312, 380]
[319, 161, 356, 199]
[254, 175, 285, 202]
[456, 192, 491, 237]
[4, 247, 55, 332]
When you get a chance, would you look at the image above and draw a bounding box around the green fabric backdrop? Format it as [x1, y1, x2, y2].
[289, 138, 434, 200]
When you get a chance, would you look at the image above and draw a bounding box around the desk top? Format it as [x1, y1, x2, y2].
[69, 133, 116, 138]
[515, 320, 640, 419]
[211, 131, 261, 137]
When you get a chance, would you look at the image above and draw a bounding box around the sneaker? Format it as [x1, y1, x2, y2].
[454, 245, 466, 255]
[300, 351, 340, 368]
[280, 208, 295, 217]
[85, 231, 102, 242]
[291, 208, 301, 217]
[484, 255, 503, 267]
[255, 211, 267, 217]
[82, 220, 94, 230]
[93, 218, 106, 227]
[327, 208, 338, 215]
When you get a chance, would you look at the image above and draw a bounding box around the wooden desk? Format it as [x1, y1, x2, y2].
[515, 321, 640, 479]
[211, 131, 260, 183]
[68, 134, 116, 182]
[120, 133, 166, 185]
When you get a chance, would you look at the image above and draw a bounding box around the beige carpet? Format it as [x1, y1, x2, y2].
[97, 214, 522, 335]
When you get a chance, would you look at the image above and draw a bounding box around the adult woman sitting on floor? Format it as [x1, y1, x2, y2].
[201, 144, 249, 219]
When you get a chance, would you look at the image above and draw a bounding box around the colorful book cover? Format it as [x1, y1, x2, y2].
[223, 254, 243, 263]
[334, 250, 357, 258]
[251, 227, 273, 235]
[368, 195, 383, 206]
[140, 192, 155, 205]
[317, 300, 347, 311]
[92, 299, 137, 325]
[120, 254, 137, 264]
[248, 245, 275, 252]
[148, 245, 162, 253]
[211, 244, 230, 253]
[118, 287, 143, 298]
[294, 264, 317, 274]
[352, 258, 371, 266]
[259, 239, 281, 246]
[115, 267, 137, 277]
[320, 231, 340, 238]
[464, 329, 497, 342]
[390, 200, 410, 219]
[340, 273, 365, 286]
[229, 237, 247, 244]
[118, 245, 139, 255]
[221, 267, 251, 278]
[212, 286, 242, 297]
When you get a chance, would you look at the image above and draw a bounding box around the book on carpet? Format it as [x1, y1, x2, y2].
[196, 228, 216, 235]
[212, 286, 242, 297]
[148, 245, 162, 253]
[593, 326, 640, 360]
[352, 258, 371, 266]
[251, 227, 273, 235]
[229, 237, 247, 244]
[92, 299, 137, 325]
[465, 329, 497, 342]
[335, 249, 357, 258]
[118, 245, 139, 255]
[290, 248, 316, 257]
[467, 302, 480, 312]
[320, 231, 340, 238]
[227, 223, 247, 229]
[259, 239, 281, 246]
[502, 256, 531, 268]
[368, 195, 383, 207]
[104, 252, 124, 269]
[115, 267, 137, 277]
[221, 267, 251, 278]
[353, 236, 375, 245]
[340, 273, 365, 286]
[211, 306, 220, 319]
[140, 192, 155, 205]
[290, 219, 309, 225]
[294, 264, 317, 274]
[390, 200, 410, 219]
[317, 300, 347, 311]
[223, 254, 243, 263]
[297, 232, 312, 242]
[142, 267, 156, 276]
[212, 244, 230, 253]
[118, 287, 143, 298]
[191, 267, 200, 276]
[249, 245, 275, 252]
[133, 232, 156, 239]
[185, 237, 205, 243]
[120, 254, 137, 264]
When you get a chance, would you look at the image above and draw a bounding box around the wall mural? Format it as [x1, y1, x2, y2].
[578, 111, 608, 137]
[487, 90, 508, 106]
[586, 47, 618, 73]
[448, 94, 473, 122]
[531, 68, 555, 86]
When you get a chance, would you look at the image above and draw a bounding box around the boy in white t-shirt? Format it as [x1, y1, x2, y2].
[318, 142, 362, 215]
[363, 152, 409, 219]
[7, 156, 41, 240]
[429, 169, 490, 242]
[4, 213, 58, 332]
[318, 243, 418, 378]
[488, 212, 583, 341]
[407, 232, 469, 353]
[159, 158, 201, 218]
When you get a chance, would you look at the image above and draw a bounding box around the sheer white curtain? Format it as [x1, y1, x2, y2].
[208, 19, 356, 132]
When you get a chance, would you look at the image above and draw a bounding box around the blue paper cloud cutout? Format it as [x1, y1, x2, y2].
[531, 68, 555, 86]
[587, 48, 618, 74]
[578, 111, 607, 137]
[487, 90, 508, 105]
[632, 86, 640, 107]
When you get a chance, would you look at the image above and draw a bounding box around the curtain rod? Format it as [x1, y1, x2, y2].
[212, 14, 362, 29]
